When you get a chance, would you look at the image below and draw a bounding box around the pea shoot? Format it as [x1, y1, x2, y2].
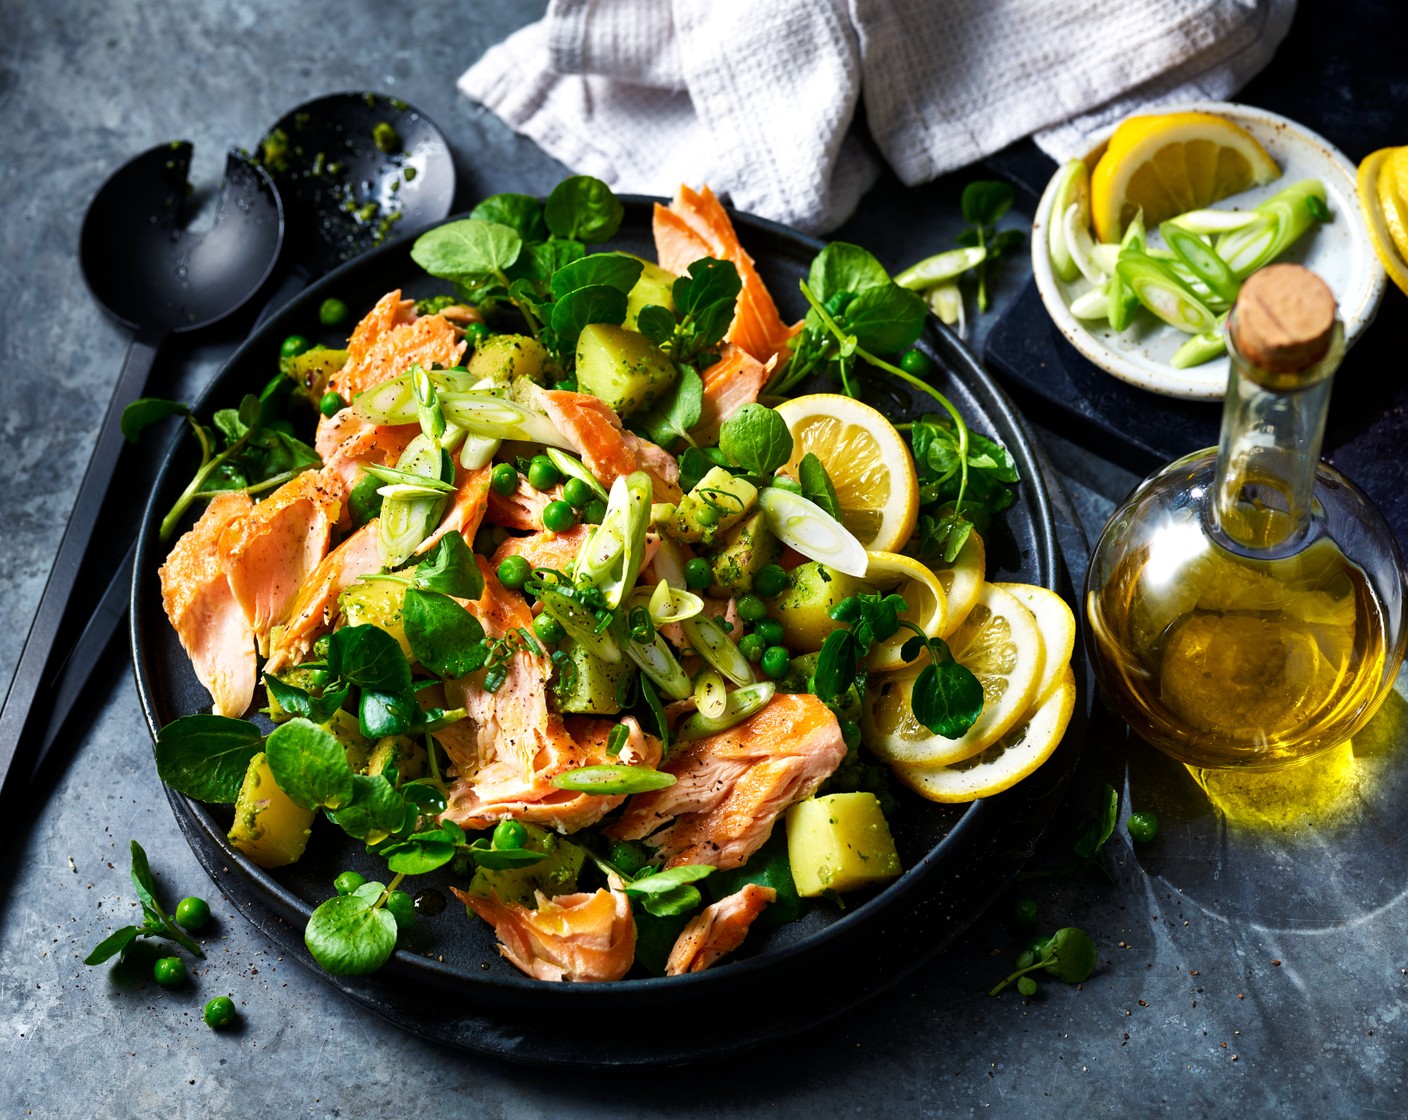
[84, 841, 205, 968]
[990, 927, 1098, 996]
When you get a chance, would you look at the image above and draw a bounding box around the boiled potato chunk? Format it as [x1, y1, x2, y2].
[575, 323, 676, 417]
[283, 346, 348, 405]
[622, 255, 678, 331]
[549, 637, 635, 716]
[338, 580, 411, 659]
[367, 734, 426, 780]
[465, 824, 586, 905]
[671, 466, 757, 546]
[709, 511, 781, 596]
[786, 792, 902, 897]
[772, 561, 867, 652]
[467, 333, 552, 386]
[228, 752, 316, 868]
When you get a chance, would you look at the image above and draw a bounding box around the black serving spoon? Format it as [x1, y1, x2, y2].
[0, 142, 284, 829]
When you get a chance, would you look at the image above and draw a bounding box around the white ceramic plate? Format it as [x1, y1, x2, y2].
[1030, 101, 1387, 400]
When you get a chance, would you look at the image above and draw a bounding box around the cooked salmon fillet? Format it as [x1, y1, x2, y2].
[665, 883, 776, 975]
[452, 875, 636, 982]
[694, 343, 772, 444]
[418, 464, 491, 555]
[486, 475, 557, 532]
[314, 408, 419, 503]
[537, 389, 682, 503]
[329, 289, 467, 403]
[606, 693, 845, 869]
[490, 524, 593, 575]
[159, 492, 258, 718]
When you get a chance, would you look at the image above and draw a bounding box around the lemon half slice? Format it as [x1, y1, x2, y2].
[993, 582, 1076, 705]
[936, 530, 985, 637]
[1358, 145, 1408, 297]
[864, 550, 949, 672]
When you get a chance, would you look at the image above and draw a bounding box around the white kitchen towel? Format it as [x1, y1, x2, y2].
[460, 0, 1296, 234]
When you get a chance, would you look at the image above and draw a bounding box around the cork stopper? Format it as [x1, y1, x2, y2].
[1229, 263, 1337, 374]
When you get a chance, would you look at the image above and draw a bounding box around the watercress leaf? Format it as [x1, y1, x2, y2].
[265, 718, 355, 810]
[675, 258, 742, 349]
[910, 661, 984, 738]
[412, 531, 483, 599]
[965, 430, 1020, 482]
[1042, 927, 1098, 983]
[512, 239, 585, 287]
[841, 283, 928, 355]
[404, 587, 488, 679]
[808, 242, 892, 302]
[550, 253, 643, 301]
[719, 403, 793, 476]
[677, 445, 728, 493]
[544, 175, 624, 243]
[955, 228, 981, 249]
[467, 839, 549, 871]
[326, 773, 407, 840]
[121, 398, 188, 443]
[635, 303, 676, 345]
[899, 634, 926, 663]
[263, 672, 347, 726]
[814, 630, 857, 706]
[411, 219, 522, 286]
[1074, 783, 1120, 860]
[989, 228, 1027, 255]
[328, 625, 413, 694]
[213, 406, 248, 444]
[128, 841, 160, 914]
[797, 452, 842, 520]
[469, 193, 547, 242]
[384, 839, 457, 875]
[550, 284, 629, 353]
[304, 892, 398, 976]
[627, 865, 715, 893]
[153, 714, 265, 803]
[84, 925, 140, 966]
[632, 367, 702, 448]
[349, 472, 384, 527]
[359, 688, 421, 739]
[961, 180, 1014, 227]
[633, 884, 702, 918]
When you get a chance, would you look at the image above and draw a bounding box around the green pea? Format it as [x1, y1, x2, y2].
[318, 297, 349, 327]
[694, 503, 719, 527]
[581, 499, 607, 524]
[334, 871, 365, 896]
[899, 348, 933, 377]
[737, 633, 766, 663]
[497, 555, 531, 590]
[280, 334, 310, 359]
[754, 618, 784, 646]
[760, 645, 792, 680]
[464, 321, 490, 344]
[527, 455, 561, 492]
[175, 896, 211, 930]
[543, 499, 576, 533]
[153, 956, 186, 988]
[203, 996, 237, 1029]
[489, 462, 519, 496]
[533, 613, 566, 645]
[684, 558, 713, 590]
[737, 594, 767, 623]
[492, 819, 528, 850]
[385, 890, 416, 929]
[753, 563, 789, 598]
[318, 390, 345, 418]
[1127, 811, 1160, 843]
[563, 477, 594, 509]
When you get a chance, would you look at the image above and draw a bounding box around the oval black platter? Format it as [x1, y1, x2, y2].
[132, 198, 1088, 1067]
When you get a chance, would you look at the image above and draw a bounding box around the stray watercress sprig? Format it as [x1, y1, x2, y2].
[85, 841, 205, 966]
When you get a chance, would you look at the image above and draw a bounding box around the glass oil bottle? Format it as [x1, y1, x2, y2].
[1085, 264, 1405, 770]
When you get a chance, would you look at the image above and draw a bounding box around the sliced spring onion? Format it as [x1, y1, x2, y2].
[439, 391, 574, 449]
[575, 472, 652, 610]
[1062, 201, 1105, 286]
[353, 368, 479, 425]
[624, 627, 693, 700]
[376, 483, 453, 501]
[1114, 254, 1218, 334]
[1160, 221, 1240, 303]
[378, 432, 450, 567]
[926, 282, 964, 334]
[546, 448, 609, 502]
[649, 535, 689, 588]
[693, 669, 729, 721]
[537, 585, 622, 663]
[1089, 243, 1122, 274]
[757, 487, 868, 577]
[1107, 215, 1145, 333]
[550, 765, 676, 795]
[458, 433, 501, 470]
[1046, 158, 1091, 283]
[644, 579, 703, 625]
[679, 615, 754, 687]
[1170, 313, 1229, 369]
[676, 682, 775, 742]
[1166, 208, 1259, 235]
[1069, 288, 1111, 320]
[1216, 178, 1327, 278]
[895, 246, 986, 290]
[361, 464, 456, 493]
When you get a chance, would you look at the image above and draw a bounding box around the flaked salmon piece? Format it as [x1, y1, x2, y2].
[537, 388, 683, 503]
[418, 464, 491, 555]
[490, 524, 592, 575]
[694, 343, 771, 444]
[665, 883, 776, 975]
[622, 432, 683, 503]
[159, 492, 258, 718]
[487, 475, 556, 531]
[265, 520, 383, 674]
[606, 693, 845, 869]
[453, 875, 636, 983]
[330, 289, 467, 403]
[218, 470, 341, 655]
[314, 411, 419, 529]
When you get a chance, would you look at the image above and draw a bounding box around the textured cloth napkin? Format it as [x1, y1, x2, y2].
[460, 0, 1296, 234]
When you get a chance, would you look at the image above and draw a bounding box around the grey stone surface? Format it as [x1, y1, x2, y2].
[2, 1, 1406, 1117]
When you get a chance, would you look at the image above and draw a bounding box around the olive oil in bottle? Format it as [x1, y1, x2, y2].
[1085, 265, 1405, 770]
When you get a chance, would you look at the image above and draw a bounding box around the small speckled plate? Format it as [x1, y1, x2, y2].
[1030, 101, 1387, 400]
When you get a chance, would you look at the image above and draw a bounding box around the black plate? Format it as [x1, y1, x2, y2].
[132, 199, 1086, 1066]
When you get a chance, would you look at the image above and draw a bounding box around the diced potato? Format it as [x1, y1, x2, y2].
[671, 466, 757, 546]
[772, 561, 867, 652]
[325, 708, 372, 773]
[575, 323, 677, 417]
[708, 511, 781, 596]
[548, 637, 635, 716]
[786, 792, 902, 897]
[337, 581, 411, 659]
[465, 824, 586, 905]
[228, 752, 316, 868]
[621, 255, 677, 331]
[367, 735, 426, 780]
[467, 333, 552, 386]
[282, 346, 348, 405]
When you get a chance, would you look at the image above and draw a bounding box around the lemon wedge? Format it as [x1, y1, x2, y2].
[773, 394, 919, 555]
[863, 583, 1044, 768]
[1090, 111, 1281, 244]
[1358, 145, 1408, 297]
[935, 530, 986, 637]
[993, 582, 1075, 705]
[863, 551, 949, 671]
[892, 665, 1076, 803]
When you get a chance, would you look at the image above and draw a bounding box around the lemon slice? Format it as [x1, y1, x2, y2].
[863, 551, 949, 671]
[1090, 111, 1281, 243]
[935, 530, 985, 637]
[893, 665, 1076, 803]
[993, 582, 1075, 704]
[774, 394, 920, 554]
[863, 583, 1044, 768]
[1358, 145, 1408, 297]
